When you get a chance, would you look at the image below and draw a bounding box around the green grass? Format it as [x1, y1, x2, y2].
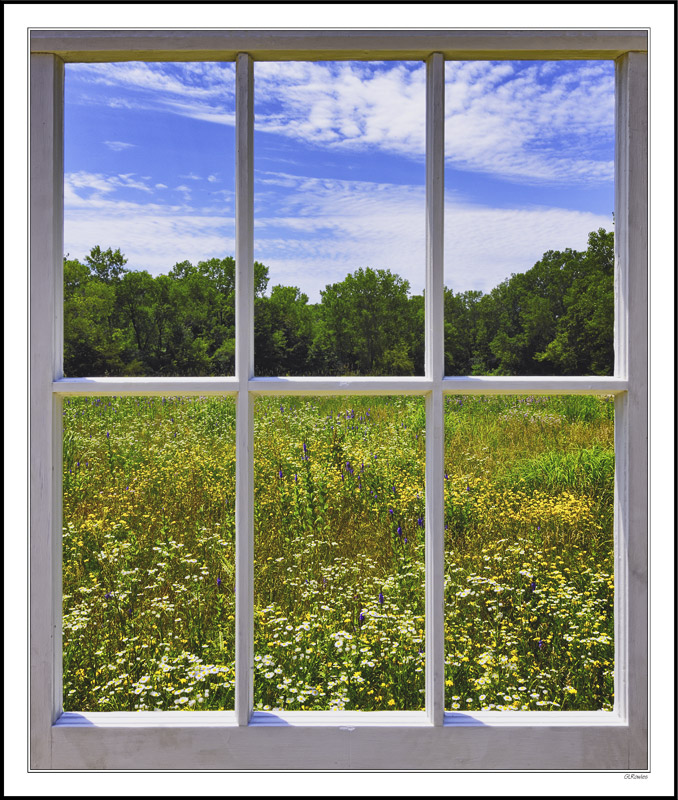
[62, 394, 614, 713]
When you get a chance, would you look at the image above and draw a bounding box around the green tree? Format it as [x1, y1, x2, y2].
[63, 256, 125, 376]
[444, 288, 483, 375]
[463, 230, 614, 376]
[84, 245, 128, 283]
[535, 229, 614, 375]
[316, 267, 415, 375]
[408, 293, 425, 375]
[255, 285, 314, 375]
[116, 270, 155, 365]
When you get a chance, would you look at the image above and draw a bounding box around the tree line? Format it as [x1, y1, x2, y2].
[64, 228, 613, 378]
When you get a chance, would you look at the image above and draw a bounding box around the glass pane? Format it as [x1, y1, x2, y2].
[443, 395, 615, 711]
[62, 396, 236, 710]
[444, 61, 615, 376]
[63, 62, 236, 377]
[253, 61, 426, 377]
[253, 396, 426, 710]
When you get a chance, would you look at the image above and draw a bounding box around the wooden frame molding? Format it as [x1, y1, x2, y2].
[30, 28, 648, 770]
[31, 29, 647, 62]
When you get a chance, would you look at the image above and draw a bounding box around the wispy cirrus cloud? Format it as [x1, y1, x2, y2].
[65, 167, 611, 299]
[103, 140, 136, 151]
[65, 172, 234, 273]
[67, 60, 613, 186]
[65, 171, 154, 200]
[254, 61, 426, 159]
[252, 171, 612, 300]
[68, 61, 236, 125]
[444, 61, 614, 184]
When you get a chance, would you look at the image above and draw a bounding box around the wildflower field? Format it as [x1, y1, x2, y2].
[62, 393, 614, 713]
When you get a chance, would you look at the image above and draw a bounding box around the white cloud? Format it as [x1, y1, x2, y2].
[255, 60, 613, 185]
[207, 175, 218, 183]
[68, 61, 236, 126]
[117, 173, 153, 192]
[155, 183, 168, 189]
[68, 60, 613, 186]
[65, 171, 153, 201]
[103, 140, 136, 151]
[69, 61, 235, 101]
[65, 171, 612, 301]
[444, 61, 615, 184]
[254, 61, 426, 160]
[64, 200, 234, 274]
[65, 170, 235, 273]
[251, 172, 612, 300]
[443, 203, 612, 294]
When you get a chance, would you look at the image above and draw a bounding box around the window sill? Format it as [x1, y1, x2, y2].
[56, 708, 623, 728]
[49, 710, 630, 770]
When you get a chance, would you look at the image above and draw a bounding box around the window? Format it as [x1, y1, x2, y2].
[30, 29, 647, 770]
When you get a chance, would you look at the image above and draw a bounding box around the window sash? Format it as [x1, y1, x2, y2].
[30, 30, 648, 770]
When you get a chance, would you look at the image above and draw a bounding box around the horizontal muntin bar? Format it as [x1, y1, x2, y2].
[55, 709, 622, 728]
[53, 377, 239, 395]
[54, 375, 628, 396]
[247, 376, 431, 395]
[31, 30, 647, 63]
[442, 376, 628, 395]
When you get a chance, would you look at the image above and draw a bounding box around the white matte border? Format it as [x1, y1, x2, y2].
[9, 4, 673, 799]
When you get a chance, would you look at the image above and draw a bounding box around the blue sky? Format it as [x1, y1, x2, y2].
[64, 59, 614, 301]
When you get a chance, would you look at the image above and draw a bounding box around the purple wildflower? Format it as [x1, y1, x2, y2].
[396, 526, 402, 538]
[217, 577, 222, 587]
[378, 592, 384, 605]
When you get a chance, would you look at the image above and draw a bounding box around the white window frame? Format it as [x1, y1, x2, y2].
[29, 29, 648, 770]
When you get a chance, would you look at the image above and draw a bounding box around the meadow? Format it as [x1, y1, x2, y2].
[62, 393, 614, 713]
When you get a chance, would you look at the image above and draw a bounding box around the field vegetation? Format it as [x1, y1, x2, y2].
[62, 394, 614, 713]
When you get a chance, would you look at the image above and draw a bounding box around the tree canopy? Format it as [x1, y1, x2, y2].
[63, 229, 614, 378]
